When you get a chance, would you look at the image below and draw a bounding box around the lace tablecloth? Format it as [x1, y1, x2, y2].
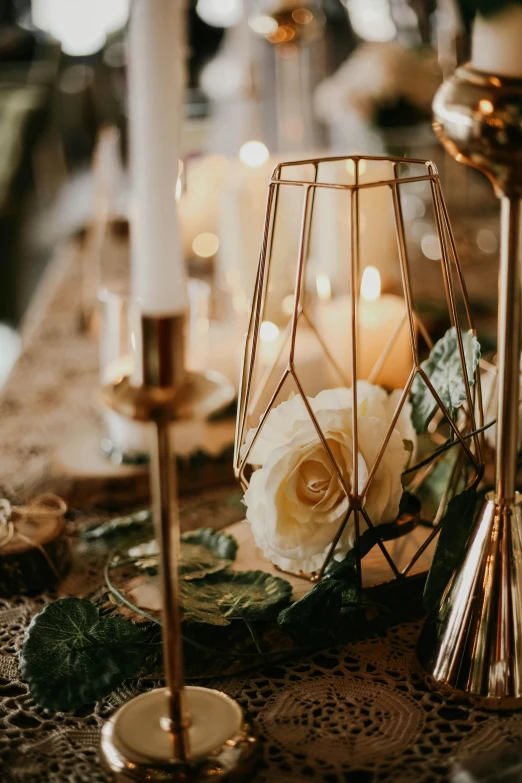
[1, 240, 520, 783]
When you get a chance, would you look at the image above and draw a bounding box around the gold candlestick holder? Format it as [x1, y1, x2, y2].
[99, 313, 256, 780]
[417, 66, 522, 707]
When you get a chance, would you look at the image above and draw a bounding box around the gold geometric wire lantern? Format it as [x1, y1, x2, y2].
[234, 154, 485, 593]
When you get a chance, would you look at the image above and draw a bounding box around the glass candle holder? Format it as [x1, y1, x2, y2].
[99, 281, 219, 465]
[98, 287, 151, 464]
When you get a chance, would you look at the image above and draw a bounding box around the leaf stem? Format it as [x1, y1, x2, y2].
[244, 620, 265, 653]
[104, 555, 162, 626]
[402, 419, 495, 477]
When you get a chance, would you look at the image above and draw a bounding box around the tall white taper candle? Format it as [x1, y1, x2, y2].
[472, 6, 522, 79]
[128, 0, 188, 315]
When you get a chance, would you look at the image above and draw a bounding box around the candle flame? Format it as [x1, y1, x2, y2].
[360, 266, 381, 302]
[316, 272, 332, 301]
[239, 140, 269, 168]
[260, 321, 280, 342]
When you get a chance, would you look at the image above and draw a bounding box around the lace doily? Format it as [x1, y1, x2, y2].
[4, 590, 522, 783]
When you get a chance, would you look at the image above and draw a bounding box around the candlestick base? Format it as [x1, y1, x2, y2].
[101, 686, 257, 781]
[416, 492, 522, 709]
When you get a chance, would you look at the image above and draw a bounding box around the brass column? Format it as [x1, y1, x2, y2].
[496, 197, 522, 503]
[143, 315, 190, 760]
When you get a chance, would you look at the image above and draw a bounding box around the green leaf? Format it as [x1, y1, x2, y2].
[403, 419, 495, 478]
[281, 496, 422, 633]
[415, 449, 466, 522]
[20, 598, 148, 711]
[423, 487, 479, 612]
[127, 528, 238, 580]
[410, 328, 480, 434]
[181, 570, 293, 626]
[81, 509, 152, 540]
[278, 579, 346, 631]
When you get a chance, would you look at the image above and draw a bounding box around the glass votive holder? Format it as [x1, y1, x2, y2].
[98, 287, 152, 465]
[98, 280, 216, 465]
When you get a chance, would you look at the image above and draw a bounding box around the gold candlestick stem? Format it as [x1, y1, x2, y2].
[496, 196, 522, 502]
[152, 418, 188, 759]
[145, 319, 190, 759]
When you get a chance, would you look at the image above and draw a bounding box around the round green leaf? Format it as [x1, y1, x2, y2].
[180, 528, 238, 580]
[20, 598, 147, 712]
[181, 570, 293, 626]
[127, 528, 238, 580]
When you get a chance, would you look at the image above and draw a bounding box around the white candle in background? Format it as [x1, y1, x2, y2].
[252, 318, 334, 406]
[315, 268, 413, 390]
[101, 355, 151, 459]
[217, 148, 305, 320]
[472, 7, 522, 78]
[218, 143, 273, 303]
[358, 267, 412, 390]
[128, 0, 188, 314]
[308, 159, 399, 295]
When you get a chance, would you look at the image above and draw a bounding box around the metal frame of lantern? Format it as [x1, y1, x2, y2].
[234, 154, 485, 591]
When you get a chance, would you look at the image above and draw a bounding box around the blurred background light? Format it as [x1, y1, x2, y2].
[239, 141, 269, 167]
[31, 0, 130, 56]
[196, 0, 243, 29]
[200, 56, 244, 101]
[192, 232, 220, 258]
[248, 14, 279, 36]
[344, 0, 396, 42]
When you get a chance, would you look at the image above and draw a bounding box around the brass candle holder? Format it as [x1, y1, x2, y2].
[99, 313, 256, 780]
[417, 66, 522, 707]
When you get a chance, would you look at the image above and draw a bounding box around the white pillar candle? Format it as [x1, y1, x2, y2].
[128, 0, 188, 314]
[254, 318, 335, 404]
[315, 267, 413, 391]
[217, 145, 272, 302]
[217, 149, 305, 320]
[472, 6, 522, 78]
[308, 159, 399, 294]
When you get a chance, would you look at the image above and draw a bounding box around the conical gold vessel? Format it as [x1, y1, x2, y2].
[418, 64, 522, 706]
[417, 492, 522, 708]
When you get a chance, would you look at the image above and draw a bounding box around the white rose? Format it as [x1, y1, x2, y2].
[242, 384, 410, 574]
[330, 381, 416, 449]
[243, 381, 415, 466]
